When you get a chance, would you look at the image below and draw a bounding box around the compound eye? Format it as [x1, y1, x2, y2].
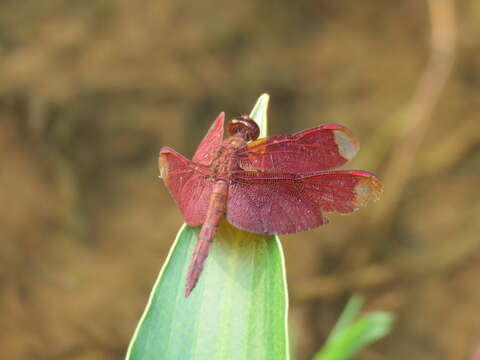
[227, 116, 260, 141]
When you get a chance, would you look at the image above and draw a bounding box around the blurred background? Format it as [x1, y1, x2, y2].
[1, 0, 479, 359]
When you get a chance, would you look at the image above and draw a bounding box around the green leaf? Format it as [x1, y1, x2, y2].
[326, 295, 364, 343]
[314, 297, 394, 360]
[126, 95, 290, 360]
[249, 93, 270, 138]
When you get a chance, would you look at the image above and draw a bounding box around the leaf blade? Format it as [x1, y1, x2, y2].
[315, 311, 394, 360]
[326, 295, 364, 343]
[126, 94, 289, 360]
[249, 93, 270, 138]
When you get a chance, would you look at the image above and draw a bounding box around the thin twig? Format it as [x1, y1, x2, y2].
[372, 0, 457, 224]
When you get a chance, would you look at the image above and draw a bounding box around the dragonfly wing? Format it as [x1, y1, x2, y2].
[159, 147, 213, 226]
[236, 124, 359, 172]
[227, 170, 382, 235]
[192, 112, 225, 165]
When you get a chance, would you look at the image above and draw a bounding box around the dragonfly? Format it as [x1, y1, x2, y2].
[159, 112, 383, 297]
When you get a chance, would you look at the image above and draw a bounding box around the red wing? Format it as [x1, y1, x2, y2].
[236, 124, 359, 173]
[159, 147, 213, 226]
[227, 170, 382, 235]
[192, 112, 225, 165]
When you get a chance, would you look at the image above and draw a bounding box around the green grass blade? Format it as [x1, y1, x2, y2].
[314, 311, 394, 360]
[126, 94, 290, 360]
[326, 295, 364, 343]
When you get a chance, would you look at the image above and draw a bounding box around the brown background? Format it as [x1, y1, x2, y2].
[1, 0, 479, 359]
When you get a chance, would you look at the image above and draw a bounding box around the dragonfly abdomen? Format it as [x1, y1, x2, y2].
[184, 180, 228, 297]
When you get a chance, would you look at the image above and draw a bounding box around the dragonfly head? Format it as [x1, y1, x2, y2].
[227, 116, 260, 142]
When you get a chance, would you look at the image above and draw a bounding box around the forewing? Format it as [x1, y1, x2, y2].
[227, 170, 382, 235]
[236, 124, 359, 172]
[192, 112, 225, 165]
[159, 147, 213, 226]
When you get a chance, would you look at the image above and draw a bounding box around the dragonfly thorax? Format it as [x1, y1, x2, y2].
[210, 136, 246, 181]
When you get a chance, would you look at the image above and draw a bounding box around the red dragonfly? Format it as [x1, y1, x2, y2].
[159, 112, 383, 297]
